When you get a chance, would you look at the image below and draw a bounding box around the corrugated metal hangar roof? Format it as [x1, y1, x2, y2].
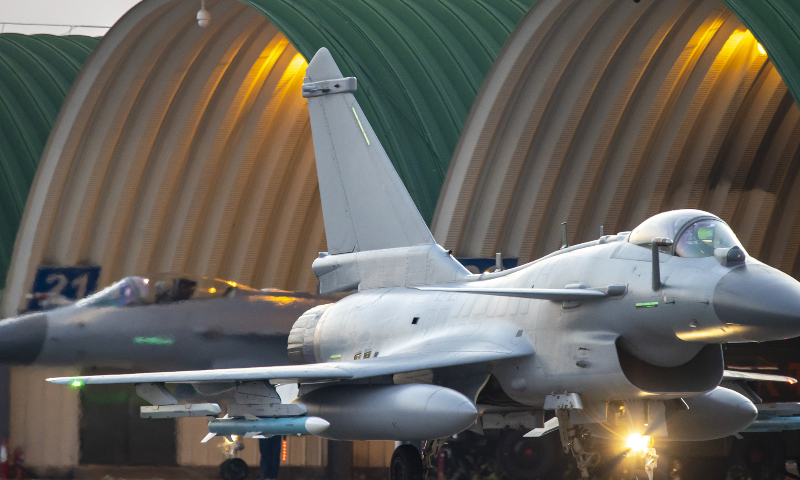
[433, 0, 800, 276]
[1, 0, 541, 319]
[722, 0, 800, 105]
[240, 0, 537, 223]
[2, 0, 800, 470]
[0, 34, 99, 289]
[0, 0, 800, 316]
[5, 0, 798, 314]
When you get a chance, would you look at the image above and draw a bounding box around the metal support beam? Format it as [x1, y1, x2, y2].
[327, 440, 353, 480]
[0, 366, 8, 440]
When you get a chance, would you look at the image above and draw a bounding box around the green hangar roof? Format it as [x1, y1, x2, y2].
[239, 0, 800, 225]
[723, 0, 800, 106]
[2, 0, 800, 296]
[240, 0, 537, 223]
[0, 34, 99, 288]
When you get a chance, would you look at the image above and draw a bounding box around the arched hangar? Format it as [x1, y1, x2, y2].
[0, 0, 798, 473]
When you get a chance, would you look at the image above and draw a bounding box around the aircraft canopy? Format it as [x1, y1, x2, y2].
[628, 210, 745, 258]
[75, 276, 260, 308]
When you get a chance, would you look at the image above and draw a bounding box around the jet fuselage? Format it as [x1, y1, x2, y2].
[306, 233, 797, 411]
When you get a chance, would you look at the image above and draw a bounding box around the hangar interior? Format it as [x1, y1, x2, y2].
[0, 0, 798, 476]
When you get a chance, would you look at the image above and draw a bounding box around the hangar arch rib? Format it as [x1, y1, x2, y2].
[240, 0, 537, 223]
[4, 0, 539, 318]
[432, 0, 800, 278]
[3, 0, 323, 318]
[1, 0, 541, 469]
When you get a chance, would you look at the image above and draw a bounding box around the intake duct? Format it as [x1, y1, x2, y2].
[287, 304, 332, 364]
[616, 338, 723, 394]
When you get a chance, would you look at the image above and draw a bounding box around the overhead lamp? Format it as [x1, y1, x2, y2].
[197, 0, 211, 28]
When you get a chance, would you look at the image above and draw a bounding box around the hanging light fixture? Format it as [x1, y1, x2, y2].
[197, 0, 211, 27]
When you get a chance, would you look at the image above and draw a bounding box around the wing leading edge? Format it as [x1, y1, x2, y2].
[413, 286, 622, 301]
[48, 344, 534, 386]
[722, 370, 797, 384]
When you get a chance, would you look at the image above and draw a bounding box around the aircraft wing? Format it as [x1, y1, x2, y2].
[722, 370, 797, 384]
[413, 286, 615, 301]
[47, 341, 532, 386]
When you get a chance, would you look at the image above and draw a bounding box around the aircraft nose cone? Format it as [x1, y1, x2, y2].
[714, 264, 800, 341]
[0, 313, 47, 364]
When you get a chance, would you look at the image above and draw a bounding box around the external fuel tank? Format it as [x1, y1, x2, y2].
[294, 384, 478, 440]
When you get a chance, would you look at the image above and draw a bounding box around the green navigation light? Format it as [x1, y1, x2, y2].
[133, 336, 175, 345]
[636, 302, 659, 308]
[71, 380, 83, 388]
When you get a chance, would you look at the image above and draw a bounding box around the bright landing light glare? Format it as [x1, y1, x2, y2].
[626, 433, 650, 452]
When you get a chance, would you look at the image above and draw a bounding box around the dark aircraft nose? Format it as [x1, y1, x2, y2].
[714, 264, 800, 342]
[0, 313, 47, 363]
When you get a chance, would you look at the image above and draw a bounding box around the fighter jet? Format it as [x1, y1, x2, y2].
[0, 275, 336, 370]
[48, 48, 800, 480]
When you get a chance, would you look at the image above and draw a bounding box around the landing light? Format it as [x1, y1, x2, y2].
[626, 433, 650, 452]
[757, 43, 766, 55]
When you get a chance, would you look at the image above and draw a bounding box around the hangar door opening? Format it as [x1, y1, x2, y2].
[80, 375, 176, 465]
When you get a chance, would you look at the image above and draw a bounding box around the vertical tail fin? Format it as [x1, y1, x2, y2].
[304, 48, 434, 254]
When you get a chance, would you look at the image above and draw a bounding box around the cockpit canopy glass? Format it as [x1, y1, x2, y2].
[675, 219, 742, 258]
[628, 209, 744, 257]
[76, 277, 149, 308]
[76, 276, 259, 308]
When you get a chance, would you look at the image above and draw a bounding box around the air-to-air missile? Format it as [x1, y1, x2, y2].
[0, 276, 337, 370]
[205, 417, 331, 440]
[48, 48, 800, 480]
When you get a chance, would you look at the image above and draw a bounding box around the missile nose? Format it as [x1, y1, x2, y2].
[714, 264, 800, 342]
[0, 313, 47, 364]
[304, 417, 330, 435]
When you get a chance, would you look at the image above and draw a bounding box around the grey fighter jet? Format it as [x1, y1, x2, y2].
[48, 48, 800, 480]
[0, 275, 336, 370]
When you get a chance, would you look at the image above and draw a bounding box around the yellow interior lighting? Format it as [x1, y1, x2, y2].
[737, 29, 766, 56]
[238, 38, 308, 109]
[626, 433, 651, 452]
[267, 296, 299, 306]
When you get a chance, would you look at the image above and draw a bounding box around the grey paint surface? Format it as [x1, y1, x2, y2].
[0, 281, 337, 371]
[297, 384, 477, 441]
[305, 48, 434, 254]
[47, 49, 800, 454]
